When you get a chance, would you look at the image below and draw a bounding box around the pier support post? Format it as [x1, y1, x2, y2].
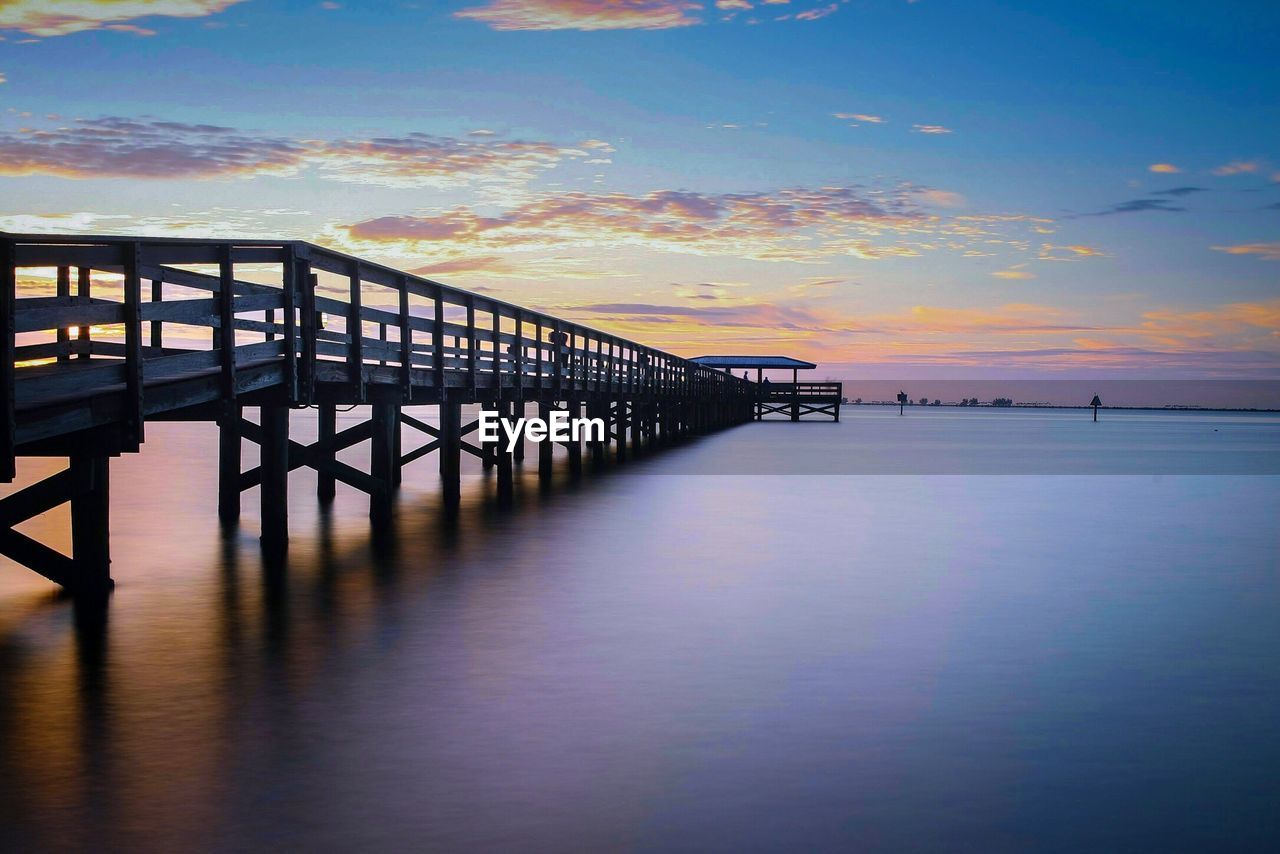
[589, 400, 607, 468]
[369, 401, 398, 521]
[538, 402, 554, 479]
[259, 404, 289, 553]
[440, 397, 462, 509]
[316, 402, 336, 503]
[512, 400, 526, 463]
[218, 405, 242, 523]
[496, 400, 514, 504]
[615, 400, 628, 463]
[566, 400, 583, 477]
[481, 403, 497, 469]
[69, 452, 112, 595]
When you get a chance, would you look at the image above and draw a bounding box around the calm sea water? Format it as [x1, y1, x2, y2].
[1, 408, 1277, 851]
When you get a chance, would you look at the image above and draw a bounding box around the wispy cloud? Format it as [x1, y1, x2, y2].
[1211, 241, 1280, 261]
[1211, 159, 1261, 176]
[992, 265, 1035, 280]
[794, 3, 839, 22]
[0, 117, 592, 187]
[1039, 243, 1107, 260]
[0, 118, 306, 179]
[834, 112, 885, 124]
[0, 0, 245, 37]
[1148, 163, 1181, 174]
[332, 184, 1048, 268]
[454, 0, 703, 31]
[1075, 198, 1185, 217]
[912, 124, 952, 135]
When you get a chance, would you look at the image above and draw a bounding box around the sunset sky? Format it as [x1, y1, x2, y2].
[1, 0, 1277, 377]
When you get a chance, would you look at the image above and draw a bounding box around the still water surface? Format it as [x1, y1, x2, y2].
[1, 408, 1278, 851]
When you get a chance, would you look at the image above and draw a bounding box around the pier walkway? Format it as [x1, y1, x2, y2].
[2, 232, 765, 595]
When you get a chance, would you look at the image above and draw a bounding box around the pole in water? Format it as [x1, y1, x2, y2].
[1090, 394, 1102, 422]
[897, 390, 907, 416]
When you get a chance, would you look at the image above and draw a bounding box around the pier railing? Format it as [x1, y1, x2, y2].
[3, 232, 754, 473]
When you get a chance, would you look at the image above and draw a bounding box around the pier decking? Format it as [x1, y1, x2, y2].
[2, 232, 765, 596]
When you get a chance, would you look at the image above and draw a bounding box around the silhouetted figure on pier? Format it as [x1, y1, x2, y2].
[548, 329, 569, 368]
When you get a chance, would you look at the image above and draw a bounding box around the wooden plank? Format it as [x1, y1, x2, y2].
[15, 300, 125, 334]
[14, 244, 120, 268]
[399, 411, 440, 438]
[0, 467, 75, 527]
[14, 360, 129, 406]
[0, 529, 74, 588]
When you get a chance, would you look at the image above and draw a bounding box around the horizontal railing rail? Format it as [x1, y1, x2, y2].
[3, 232, 759, 476]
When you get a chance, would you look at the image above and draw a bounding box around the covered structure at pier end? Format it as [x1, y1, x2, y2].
[690, 355, 841, 422]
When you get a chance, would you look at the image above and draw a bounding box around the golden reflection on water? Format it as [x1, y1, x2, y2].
[0, 413, 604, 849]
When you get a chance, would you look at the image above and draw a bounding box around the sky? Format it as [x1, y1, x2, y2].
[1, 0, 1277, 378]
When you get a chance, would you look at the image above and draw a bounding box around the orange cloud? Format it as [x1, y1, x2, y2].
[454, 0, 703, 30]
[0, 0, 245, 37]
[1148, 163, 1181, 173]
[1212, 241, 1280, 261]
[1039, 243, 1106, 260]
[1136, 300, 1280, 345]
[1211, 160, 1260, 176]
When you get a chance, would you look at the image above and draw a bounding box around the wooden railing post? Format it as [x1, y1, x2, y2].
[491, 305, 502, 391]
[149, 276, 163, 351]
[122, 242, 144, 449]
[398, 274, 411, 399]
[282, 245, 298, 402]
[465, 295, 478, 395]
[76, 267, 91, 360]
[217, 244, 237, 403]
[535, 318, 544, 391]
[552, 319, 563, 397]
[57, 266, 71, 360]
[432, 285, 445, 400]
[299, 268, 318, 404]
[514, 310, 524, 398]
[347, 260, 364, 400]
[1, 237, 15, 481]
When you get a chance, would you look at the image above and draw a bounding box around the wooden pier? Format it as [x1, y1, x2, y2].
[1, 232, 761, 596]
[690, 356, 842, 421]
